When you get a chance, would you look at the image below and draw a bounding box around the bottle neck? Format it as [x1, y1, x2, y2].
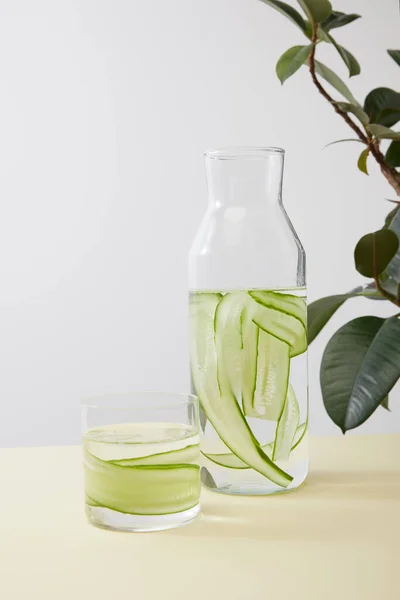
[205, 148, 284, 209]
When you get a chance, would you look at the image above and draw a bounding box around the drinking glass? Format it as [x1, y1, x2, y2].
[82, 392, 200, 532]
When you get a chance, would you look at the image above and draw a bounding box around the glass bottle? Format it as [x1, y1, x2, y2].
[189, 147, 308, 495]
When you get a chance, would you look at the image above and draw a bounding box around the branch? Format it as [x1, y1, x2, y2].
[308, 24, 400, 197]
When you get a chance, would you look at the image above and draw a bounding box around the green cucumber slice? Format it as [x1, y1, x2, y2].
[202, 421, 307, 469]
[273, 384, 300, 461]
[243, 329, 290, 420]
[249, 290, 306, 327]
[109, 443, 199, 467]
[291, 421, 307, 451]
[190, 291, 293, 487]
[249, 291, 307, 357]
[241, 306, 259, 416]
[84, 451, 200, 515]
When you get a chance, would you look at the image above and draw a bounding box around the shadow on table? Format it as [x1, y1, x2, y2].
[165, 470, 399, 542]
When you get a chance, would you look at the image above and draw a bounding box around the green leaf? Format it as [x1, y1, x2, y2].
[308, 294, 352, 344]
[388, 50, 400, 67]
[201, 466, 217, 488]
[384, 206, 400, 283]
[336, 102, 369, 125]
[360, 281, 389, 301]
[297, 0, 332, 24]
[276, 45, 313, 84]
[307, 282, 391, 343]
[199, 404, 207, 432]
[381, 396, 390, 411]
[326, 34, 360, 77]
[321, 316, 400, 432]
[364, 88, 400, 127]
[354, 230, 399, 278]
[258, 0, 307, 34]
[367, 124, 400, 140]
[386, 141, 400, 167]
[314, 60, 359, 104]
[321, 11, 361, 32]
[357, 148, 369, 175]
[324, 138, 364, 149]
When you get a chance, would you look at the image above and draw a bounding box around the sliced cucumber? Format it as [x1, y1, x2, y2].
[190, 291, 293, 487]
[249, 291, 307, 357]
[202, 421, 307, 470]
[241, 305, 259, 416]
[243, 329, 290, 420]
[249, 290, 306, 328]
[110, 443, 199, 467]
[273, 384, 300, 461]
[291, 421, 307, 451]
[84, 451, 200, 515]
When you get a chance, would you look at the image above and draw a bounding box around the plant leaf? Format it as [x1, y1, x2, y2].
[367, 124, 400, 140]
[258, 0, 307, 33]
[357, 148, 369, 175]
[336, 103, 369, 125]
[324, 138, 364, 149]
[381, 396, 390, 411]
[199, 404, 207, 432]
[296, 0, 332, 24]
[321, 316, 400, 432]
[276, 45, 313, 84]
[384, 206, 400, 283]
[314, 60, 359, 104]
[354, 230, 399, 278]
[364, 88, 400, 128]
[308, 294, 352, 344]
[307, 282, 392, 344]
[201, 466, 217, 488]
[386, 141, 400, 168]
[321, 11, 361, 32]
[327, 34, 360, 77]
[388, 50, 400, 67]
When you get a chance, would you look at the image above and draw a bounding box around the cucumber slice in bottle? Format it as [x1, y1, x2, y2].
[291, 421, 307, 451]
[243, 329, 290, 420]
[241, 306, 259, 417]
[190, 291, 293, 487]
[249, 291, 307, 357]
[249, 290, 306, 328]
[202, 421, 307, 469]
[273, 384, 300, 461]
[110, 443, 199, 467]
[84, 451, 200, 515]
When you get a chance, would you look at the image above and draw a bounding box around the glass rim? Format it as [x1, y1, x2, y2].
[81, 391, 198, 411]
[204, 146, 285, 160]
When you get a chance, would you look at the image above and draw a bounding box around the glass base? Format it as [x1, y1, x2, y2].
[85, 503, 201, 532]
[202, 460, 308, 496]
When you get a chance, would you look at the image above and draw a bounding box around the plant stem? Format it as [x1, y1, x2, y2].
[308, 24, 400, 197]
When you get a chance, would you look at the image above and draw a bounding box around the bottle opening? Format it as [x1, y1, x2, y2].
[205, 147, 285, 161]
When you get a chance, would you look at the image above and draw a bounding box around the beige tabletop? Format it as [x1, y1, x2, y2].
[0, 434, 399, 600]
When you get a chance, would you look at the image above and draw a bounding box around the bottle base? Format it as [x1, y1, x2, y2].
[201, 460, 308, 496]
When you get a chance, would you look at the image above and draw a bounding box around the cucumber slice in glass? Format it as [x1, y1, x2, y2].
[84, 451, 200, 515]
[202, 421, 307, 470]
[110, 443, 199, 466]
[190, 291, 293, 487]
[243, 329, 290, 420]
[273, 384, 300, 461]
